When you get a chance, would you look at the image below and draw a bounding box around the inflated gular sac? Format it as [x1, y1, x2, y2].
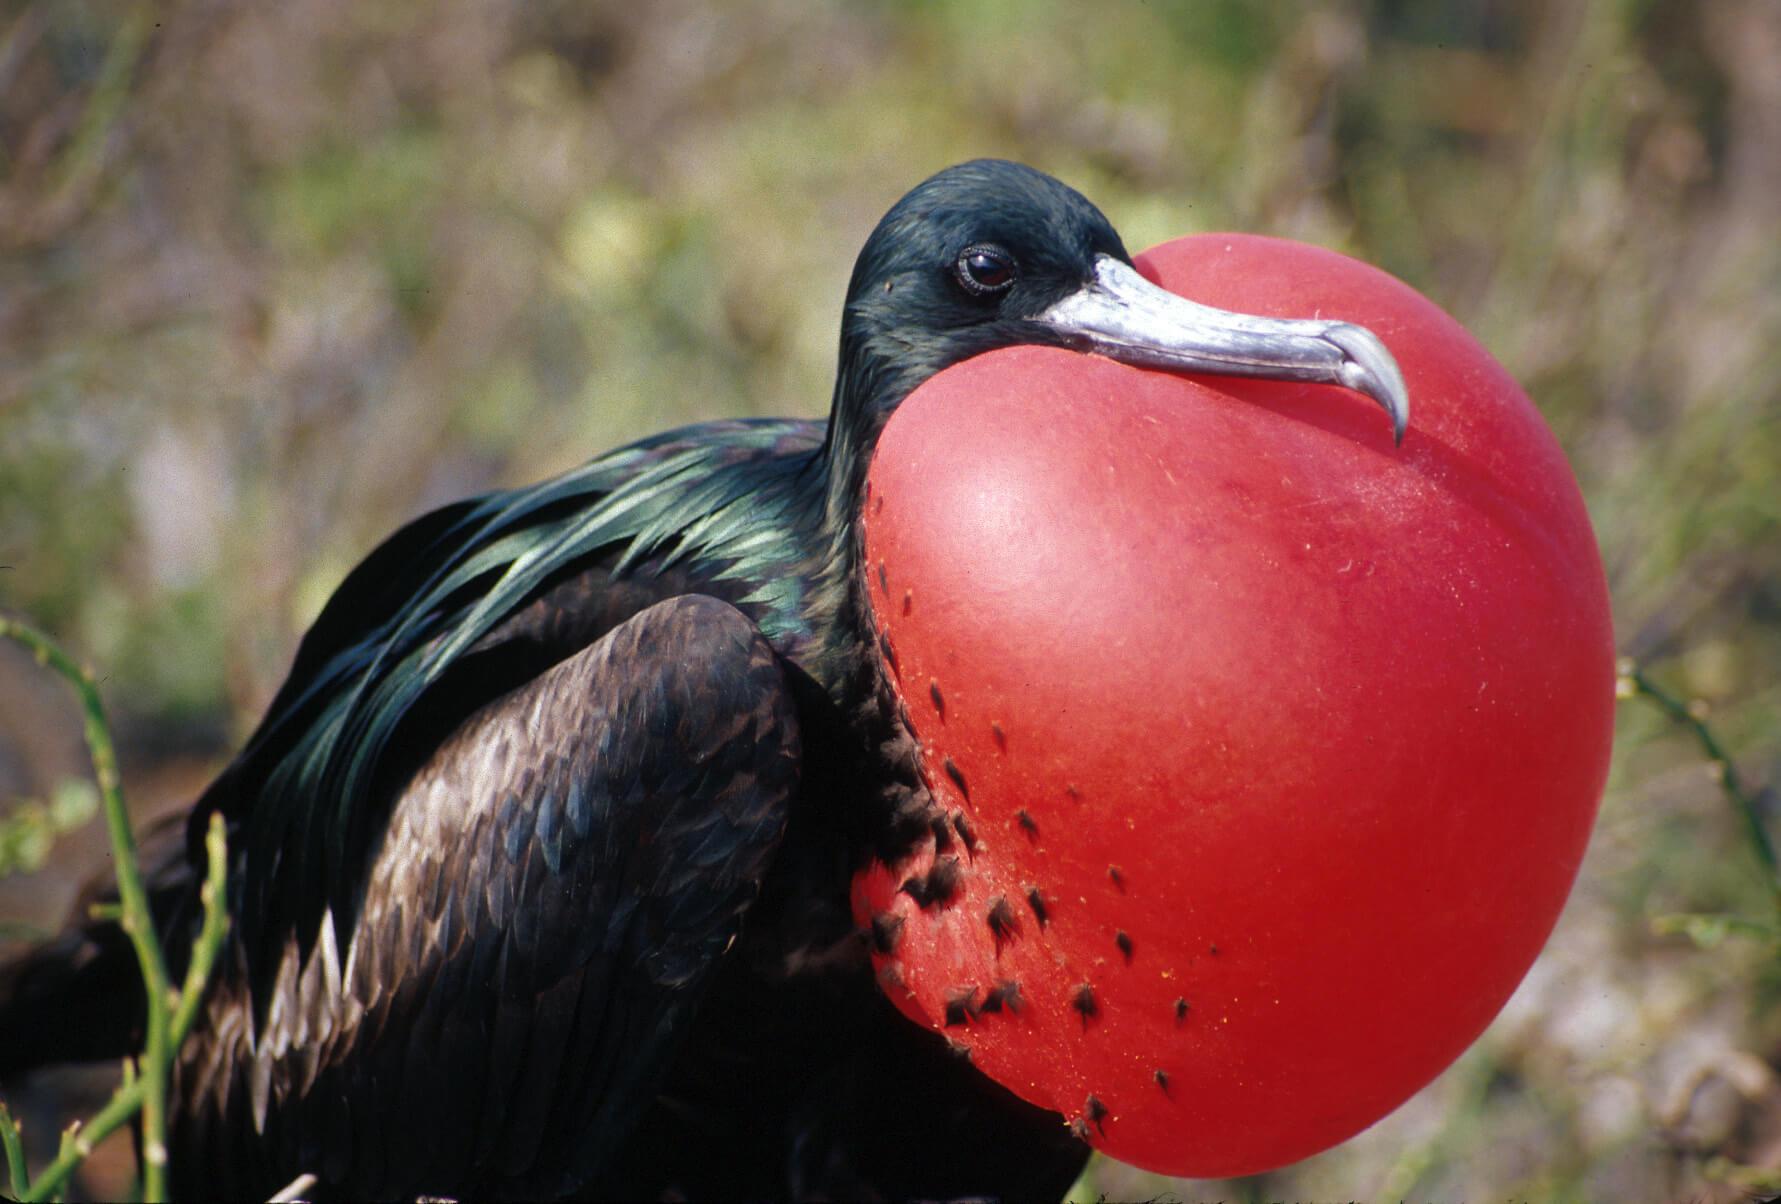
[852, 234, 1614, 1178]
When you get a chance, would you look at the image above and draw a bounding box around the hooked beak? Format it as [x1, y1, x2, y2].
[1036, 255, 1410, 445]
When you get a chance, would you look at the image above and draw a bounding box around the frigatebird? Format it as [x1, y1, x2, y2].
[0, 160, 1407, 1200]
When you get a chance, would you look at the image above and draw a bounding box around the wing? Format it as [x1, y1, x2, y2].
[191, 417, 826, 987]
[172, 594, 801, 1200]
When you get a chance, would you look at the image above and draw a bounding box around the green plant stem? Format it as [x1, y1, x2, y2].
[10, 810, 233, 1202]
[1619, 657, 1780, 910]
[1, 1102, 28, 1198]
[24, 1076, 145, 1202]
[0, 617, 174, 1200]
[169, 814, 230, 1048]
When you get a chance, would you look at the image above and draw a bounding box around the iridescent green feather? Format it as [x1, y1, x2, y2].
[229, 418, 827, 967]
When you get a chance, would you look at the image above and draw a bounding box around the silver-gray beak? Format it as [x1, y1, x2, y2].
[1036, 255, 1410, 445]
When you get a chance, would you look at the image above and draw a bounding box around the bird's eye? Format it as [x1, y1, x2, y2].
[954, 244, 1017, 297]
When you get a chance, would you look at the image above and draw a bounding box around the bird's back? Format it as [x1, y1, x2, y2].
[3, 418, 840, 1196]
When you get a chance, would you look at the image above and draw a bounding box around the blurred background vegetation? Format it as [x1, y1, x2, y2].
[0, 0, 1777, 1199]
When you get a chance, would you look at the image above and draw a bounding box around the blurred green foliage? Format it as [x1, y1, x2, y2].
[0, 778, 95, 881]
[0, 0, 1777, 1200]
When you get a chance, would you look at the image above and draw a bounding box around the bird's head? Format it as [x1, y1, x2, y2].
[824, 159, 1407, 510]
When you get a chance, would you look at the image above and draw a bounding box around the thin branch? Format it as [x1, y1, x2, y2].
[0, 616, 170, 1198]
[171, 813, 231, 1048]
[0, 1102, 27, 1198]
[1619, 656, 1780, 910]
[19, 1074, 146, 1203]
[0, 617, 228, 1202]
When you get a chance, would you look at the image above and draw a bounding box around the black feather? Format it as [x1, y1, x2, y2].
[4, 160, 1143, 1201]
[1070, 983, 1098, 1026]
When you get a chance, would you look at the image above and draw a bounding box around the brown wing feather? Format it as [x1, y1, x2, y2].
[170, 594, 800, 1200]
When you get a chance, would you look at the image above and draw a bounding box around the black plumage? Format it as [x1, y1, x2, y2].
[0, 159, 1411, 1200]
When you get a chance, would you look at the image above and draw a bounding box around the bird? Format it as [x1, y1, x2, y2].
[0, 159, 1407, 1200]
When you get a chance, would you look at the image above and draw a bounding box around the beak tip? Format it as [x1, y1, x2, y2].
[1326, 324, 1410, 449]
[1386, 387, 1409, 446]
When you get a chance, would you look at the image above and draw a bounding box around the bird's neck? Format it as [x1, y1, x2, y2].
[784, 332, 925, 704]
[804, 317, 1009, 703]
[819, 319, 943, 526]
